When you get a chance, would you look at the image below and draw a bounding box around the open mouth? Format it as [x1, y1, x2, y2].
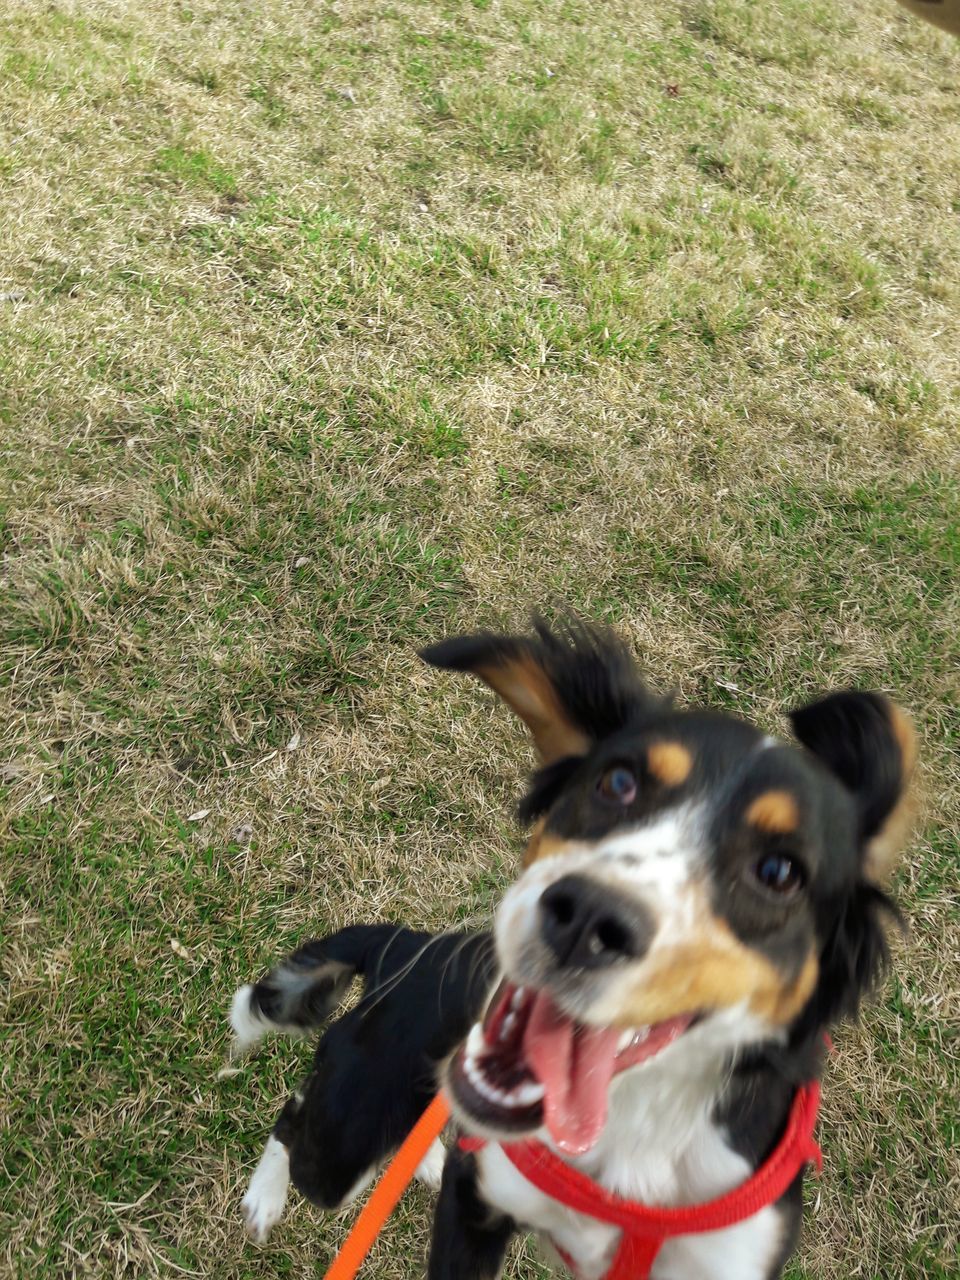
[448, 980, 697, 1155]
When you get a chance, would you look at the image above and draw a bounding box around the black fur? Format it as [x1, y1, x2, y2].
[713, 1060, 806, 1269]
[518, 755, 585, 823]
[428, 1148, 515, 1280]
[259, 926, 494, 1208]
[421, 616, 666, 749]
[248, 925, 389, 1028]
[804, 881, 901, 1031]
[789, 691, 906, 842]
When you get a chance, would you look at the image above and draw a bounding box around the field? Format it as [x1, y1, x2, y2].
[1, 1, 958, 1277]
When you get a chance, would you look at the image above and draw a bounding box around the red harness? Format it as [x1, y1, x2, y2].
[460, 1081, 822, 1280]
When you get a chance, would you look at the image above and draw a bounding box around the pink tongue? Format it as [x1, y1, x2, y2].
[522, 992, 622, 1155]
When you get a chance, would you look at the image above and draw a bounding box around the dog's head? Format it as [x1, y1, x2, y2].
[422, 619, 914, 1155]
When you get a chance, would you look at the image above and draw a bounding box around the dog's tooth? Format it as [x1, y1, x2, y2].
[466, 1057, 544, 1111]
[465, 1023, 486, 1060]
[514, 1081, 545, 1106]
[617, 1029, 635, 1052]
[510, 987, 526, 1012]
[473, 1072, 506, 1105]
[499, 1012, 517, 1042]
[495, 1079, 544, 1109]
[632, 1026, 650, 1046]
[469, 1065, 503, 1106]
[464, 1056, 485, 1088]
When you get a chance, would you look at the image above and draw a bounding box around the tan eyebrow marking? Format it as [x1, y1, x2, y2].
[746, 790, 799, 835]
[647, 742, 693, 787]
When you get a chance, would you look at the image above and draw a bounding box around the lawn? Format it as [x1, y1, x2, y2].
[1, 0, 958, 1277]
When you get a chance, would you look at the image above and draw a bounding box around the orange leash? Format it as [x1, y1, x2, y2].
[321, 1093, 451, 1280]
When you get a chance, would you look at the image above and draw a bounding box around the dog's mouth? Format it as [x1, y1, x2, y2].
[448, 979, 698, 1155]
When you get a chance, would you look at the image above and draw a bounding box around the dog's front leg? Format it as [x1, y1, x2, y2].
[428, 1147, 515, 1280]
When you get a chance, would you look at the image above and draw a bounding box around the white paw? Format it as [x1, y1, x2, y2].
[414, 1138, 446, 1191]
[229, 984, 270, 1056]
[241, 1136, 290, 1244]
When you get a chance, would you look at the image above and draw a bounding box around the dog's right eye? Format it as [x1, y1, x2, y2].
[597, 766, 637, 805]
[752, 853, 804, 895]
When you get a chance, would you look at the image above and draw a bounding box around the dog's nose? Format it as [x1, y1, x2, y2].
[539, 875, 655, 969]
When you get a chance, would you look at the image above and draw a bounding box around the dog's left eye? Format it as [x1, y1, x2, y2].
[753, 853, 804, 895]
[598, 766, 637, 804]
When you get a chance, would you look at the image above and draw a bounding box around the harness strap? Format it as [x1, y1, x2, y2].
[608, 1235, 661, 1280]
[461, 1080, 822, 1278]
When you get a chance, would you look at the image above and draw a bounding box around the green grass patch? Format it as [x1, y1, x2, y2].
[1, 0, 958, 1277]
[156, 144, 239, 194]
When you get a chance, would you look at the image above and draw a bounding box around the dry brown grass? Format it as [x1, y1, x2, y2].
[1, 0, 958, 1277]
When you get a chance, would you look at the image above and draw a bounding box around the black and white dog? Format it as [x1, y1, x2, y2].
[230, 620, 914, 1280]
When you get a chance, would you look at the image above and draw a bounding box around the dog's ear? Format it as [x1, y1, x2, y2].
[420, 618, 659, 765]
[789, 691, 916, 881]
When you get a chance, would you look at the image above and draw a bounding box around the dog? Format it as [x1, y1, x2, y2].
[230, 619, 914, 1280]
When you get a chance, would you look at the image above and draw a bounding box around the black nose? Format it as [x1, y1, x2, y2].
[538, 874, 655, 970]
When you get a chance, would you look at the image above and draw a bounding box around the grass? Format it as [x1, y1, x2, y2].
[1, 0, 958, 1276]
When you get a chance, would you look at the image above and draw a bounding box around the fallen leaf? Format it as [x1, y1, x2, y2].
[286, 730, 301, 751]
[187, 808, 210, 822]
[231, 823, 253, 845]
[170, 938, 191, 959]
[217, 1065, 243, 1080]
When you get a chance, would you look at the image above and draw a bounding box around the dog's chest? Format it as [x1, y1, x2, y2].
[474, 1116, 785, 1280]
